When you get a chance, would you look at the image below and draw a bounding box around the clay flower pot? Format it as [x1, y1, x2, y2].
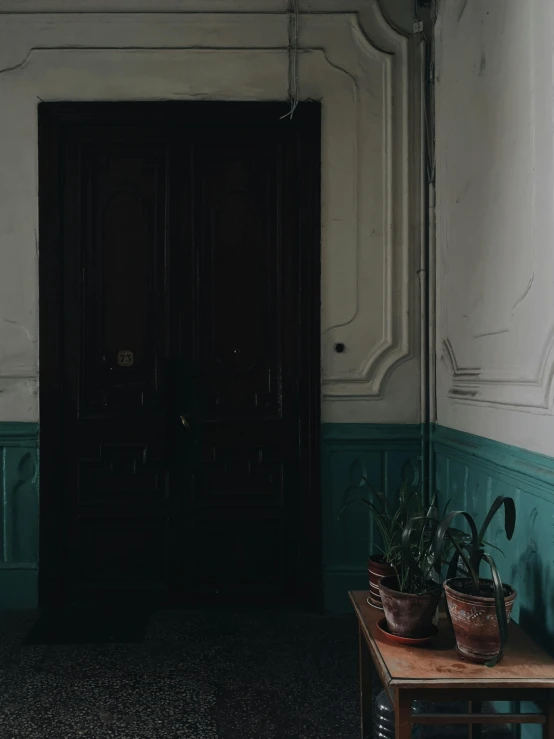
[444, 577, 517, 664]
[368, 555, 395, 609]
[379, 575, 441, 638]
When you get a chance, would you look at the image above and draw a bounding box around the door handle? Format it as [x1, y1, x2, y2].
[180, 414, 193, 433]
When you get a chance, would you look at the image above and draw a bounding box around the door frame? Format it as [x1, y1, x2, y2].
[38, 101, 322, 608]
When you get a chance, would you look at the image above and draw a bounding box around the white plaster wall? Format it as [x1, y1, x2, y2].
[435, 0, 554, 455]
[0, 0, 423, 425]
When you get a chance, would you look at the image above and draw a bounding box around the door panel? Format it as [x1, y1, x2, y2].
[190, 515, 286, 594]
[193, 445, 284, 505]
[78, 444, 164, 505]
[177, 132, 300, 597]
[195, 139, 283, 419]
[79, 516, 170, 587]
[78, 138, 168, 415]
[39, 103, 321, 606]
[61, 132, 171, 596]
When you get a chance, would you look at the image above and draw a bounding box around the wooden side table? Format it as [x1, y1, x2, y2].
[350, 590, 554, 739]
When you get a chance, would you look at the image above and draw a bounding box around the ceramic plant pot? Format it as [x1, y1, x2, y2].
[379, 575, 441, 639]
[367, 556, 395, 609]
[444, 577, 517, 664]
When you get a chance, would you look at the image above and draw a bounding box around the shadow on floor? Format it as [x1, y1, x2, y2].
[23, 607, 153, 646]
[0, 608, 361, 738]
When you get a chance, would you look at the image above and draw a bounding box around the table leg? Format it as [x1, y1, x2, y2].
[358, 624, 372, 739]
[544, 690, 554, 739]
[394, 689, 411, 739]
[469, 700, 482, 739]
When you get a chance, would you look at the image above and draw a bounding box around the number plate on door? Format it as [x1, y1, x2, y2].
[117, 350, 134, 367]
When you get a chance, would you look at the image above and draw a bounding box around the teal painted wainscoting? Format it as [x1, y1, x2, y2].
[322, 424, 423, 613]
[433, 425, 554, 739]
[433, 425, 554, 650]
[0, 422, 39, 609]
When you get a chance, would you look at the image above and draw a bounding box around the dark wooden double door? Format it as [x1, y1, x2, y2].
[39, 103, 320, 606]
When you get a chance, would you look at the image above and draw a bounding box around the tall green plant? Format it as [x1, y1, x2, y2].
[339, 477, 419, 567]
[340, 475, 454, 594]
[397, 502, 442, 594]
[396, 495, 469, 594]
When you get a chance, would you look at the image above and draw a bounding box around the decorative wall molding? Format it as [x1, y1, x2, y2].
[318, 12, 414, 399]
[436, 1, 554, 419]
[0, 421, 39, 444]
[0, 0, 381, 10]
[442, 334, 554, 411]
[0, 4, 418, 412]
[0, 0, 414, 26]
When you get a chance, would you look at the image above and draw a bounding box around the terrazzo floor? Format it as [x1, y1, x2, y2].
[0, 608, 362, 739]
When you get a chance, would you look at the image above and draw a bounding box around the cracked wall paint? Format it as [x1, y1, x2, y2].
[0, 319, 37, 372]
[0, 317, 38, 421]
[435, 0, 554, 456]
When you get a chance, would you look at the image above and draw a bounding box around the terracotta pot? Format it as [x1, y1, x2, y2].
[367, 556, 395, 609]
[444, 577, 517, 664]
[379, 576, 441, 638]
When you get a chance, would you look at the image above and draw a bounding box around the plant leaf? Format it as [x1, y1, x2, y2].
[477, 496, 516, 545]
[482, 539, 505, 556]
[432, 510, 479, 586]
[400, 513, 427, 575]
[482, 553, 509, 667]
[446, 536, 473, 581]
[425, 504, 439, 520]
[338, 495, 384, 520]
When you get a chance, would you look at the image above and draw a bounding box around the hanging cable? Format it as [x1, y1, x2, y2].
[281, 0, 299, 120]
[412, 0, 437, 185]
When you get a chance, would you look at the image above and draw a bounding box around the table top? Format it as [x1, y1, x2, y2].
[350, 590, 554, 690]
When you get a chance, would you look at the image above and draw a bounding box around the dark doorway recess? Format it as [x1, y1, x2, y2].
[39, 102, 321, 608]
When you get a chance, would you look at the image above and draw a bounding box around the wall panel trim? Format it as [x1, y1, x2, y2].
[0, 422, 39, 445]
[322, 422, 422, 443]
[433, 425, 554, 503]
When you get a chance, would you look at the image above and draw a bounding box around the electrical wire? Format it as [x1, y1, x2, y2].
[281, 0, 299, 120]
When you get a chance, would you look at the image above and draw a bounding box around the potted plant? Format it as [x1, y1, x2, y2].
[377, 498, 448, 638]
[340, 477, 422, 609]
[434, 496, 517, 666]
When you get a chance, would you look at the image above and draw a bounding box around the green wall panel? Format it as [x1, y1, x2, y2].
[433, 425, 554, 739]
[0, 421, 424, 612]
[321, 424, 423, 613]
[5, 418, 551, 636]
[0, 422, 39, 609]
[433, 425, 554, 650]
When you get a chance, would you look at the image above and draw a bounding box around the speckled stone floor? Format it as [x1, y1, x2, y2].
[0, 608, 361, 739]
